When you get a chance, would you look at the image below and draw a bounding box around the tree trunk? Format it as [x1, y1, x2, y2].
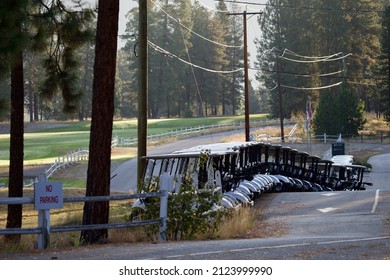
[4, 51, 24, 244]
[80, 0, 119, 244]
[33, 91, 39, 121]
[28, 81, 33, 122]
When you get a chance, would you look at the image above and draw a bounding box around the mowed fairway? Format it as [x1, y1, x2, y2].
[0, 125, 91, 166]
[0, 114, 269, 166]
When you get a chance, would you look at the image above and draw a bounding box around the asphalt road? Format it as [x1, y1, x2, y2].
[3, 145, 390, 260]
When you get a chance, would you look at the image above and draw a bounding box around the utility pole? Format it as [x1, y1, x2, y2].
[137, 0, 148, 184]
[275, 51, 285, 143]
[228, 10, 262, 142]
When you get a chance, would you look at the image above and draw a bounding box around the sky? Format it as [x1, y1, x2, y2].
[84, 0, 267, 87]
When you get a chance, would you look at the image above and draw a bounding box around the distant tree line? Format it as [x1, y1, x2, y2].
[1, 0, 390, 125]
[1, 0, 266, 121]
[120, 0, 246, 119]
[256, 0, 390, 135]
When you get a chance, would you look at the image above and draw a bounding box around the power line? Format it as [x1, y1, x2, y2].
[280, 82, 343, 91]
[252, 66, 344, 78]
[198, 0, 259, 13]
[282, 48, 344, 60]
[254, 49, 347, 77]
[280, 52, 353, 63]
[151, 0, 243, 48]
[148, 40, 244, 74]
[220, 0, 386, 13]
[263, 81, 343, 92]
[197, 0, 229, 13]
[262, 48, 349, 92]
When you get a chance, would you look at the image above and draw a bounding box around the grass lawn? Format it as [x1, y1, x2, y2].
[0, 114, 268, 167]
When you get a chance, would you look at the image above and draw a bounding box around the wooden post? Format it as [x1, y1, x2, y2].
[158, 172, 172, 242]
[36, 173, 50, 249]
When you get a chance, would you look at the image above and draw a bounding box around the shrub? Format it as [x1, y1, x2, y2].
[129, 175, 229, 241]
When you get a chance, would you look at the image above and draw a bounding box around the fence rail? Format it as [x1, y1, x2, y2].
[112, 119, 296, 147]
[256, 131, 390, 144]
[0, 174, 171, 249]
[45, 148, 89, 178]
[22, 149, 89, 187]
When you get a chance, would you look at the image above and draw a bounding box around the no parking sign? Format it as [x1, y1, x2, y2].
[34, 181, 63, 210]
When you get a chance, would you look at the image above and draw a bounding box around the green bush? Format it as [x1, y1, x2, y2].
[129, 176, 228, 241]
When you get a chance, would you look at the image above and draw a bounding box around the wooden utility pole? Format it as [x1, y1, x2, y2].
[243, 11, 250, 142]
[275, 51, 285, 143]
[228, 11, 262, 142]
[137, 0, 148, 184]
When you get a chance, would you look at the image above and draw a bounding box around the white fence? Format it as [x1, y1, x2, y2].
[24, 148, 89, 187]
[112, 119, 295, 147]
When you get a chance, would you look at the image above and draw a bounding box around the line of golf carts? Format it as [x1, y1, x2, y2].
[137, 141, 372, 211]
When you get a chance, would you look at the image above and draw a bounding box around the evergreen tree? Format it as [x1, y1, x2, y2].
[172, 0, 196, 116]
[121, 0, 247, 118]
[378, 5, 390, 121]
[312, 90, 335, 135]
[313, 84, 365, 136]
[115, 49, 138, 118]
[78, 41, 95, 121]
[256, 0, 384, 118]
[190, 1, 229, 116]
[34, 1, 95, 114]
[0, 0, 94, 244]
[255, 0, 286, 119]
[24, 52, 44, 122]
[218, 0, 244, 115]
[81, 0, 119, 244]
[0, 0, 28, 245]
[123, 0, 186, 118]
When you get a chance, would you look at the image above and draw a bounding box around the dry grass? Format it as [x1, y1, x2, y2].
[361, 113, 389, 135]
[220, 126, 291, 143]
[0, 187, 263, 253]
[214, 207, 255, 239]
[0, 140, 264, 253]
[0, 188, 135, 252]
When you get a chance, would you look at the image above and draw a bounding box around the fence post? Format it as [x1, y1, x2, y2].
[158, 172, 172, 242]
[36, 173, 50, 250]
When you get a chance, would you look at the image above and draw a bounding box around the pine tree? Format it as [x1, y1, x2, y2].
[0, 0, 94, 244]
[34, 1, 95, 114]
[219, 0, 244, 116]
[0, 0, 29, 245]
[378, 6, 390, 121]
[81, 0, 119, 244]
[313, 84, 365, 136]
[256, 0, 383, 117]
